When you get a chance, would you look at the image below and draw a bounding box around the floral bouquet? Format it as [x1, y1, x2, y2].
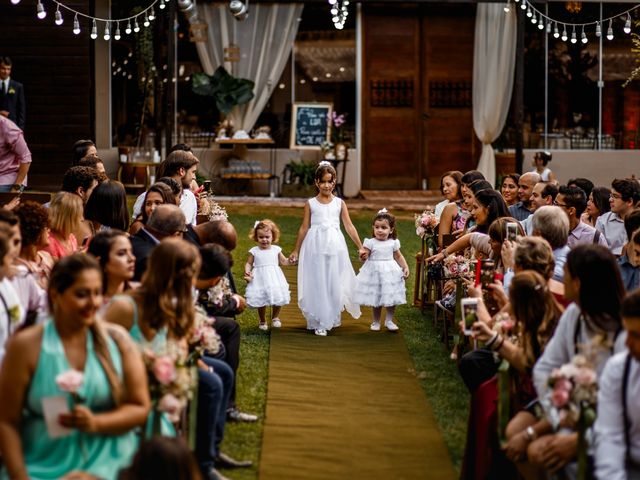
[546, 354, 598, 480]
[415, 209, 439, 257]
[56, 369, 85, 405]
[188, 307, 222, 362]
[202, 276, 232, 308]
[443, 255, 475, 280]
[198, 193, 228, 222]
[142, 341, 197, 430]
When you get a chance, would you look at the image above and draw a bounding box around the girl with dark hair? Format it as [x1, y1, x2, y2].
[0, 254, 149, 480]
[84, 181, 129, 233]
[72, 139, 96, 165]
[518, 245, 625, 477]
[501, 173, 521, 207]
[581, 186, 612, 227]
[129, 183, 177, 235]
[470, 189, 510, 235]
[87, 230, 136, 303]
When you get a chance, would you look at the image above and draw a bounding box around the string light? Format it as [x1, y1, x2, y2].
[143, 12, 150, 27]
[595, 21, 601, 38]
[55, 5, 63, 25]
[148, 8, 156, 21]
[114, 21, 121, 40]
[134, 19, 140, 33]
[328, 0, 348, 30]
[526, 5, 532, 18]
[531, 11, 537, 24]
[90, 19, 98, 39]
[570, 25, 577, 44]
[10, 0, 21, 4]
[125, 21, 132, 35]
[73, 13, 80, 34]
[553, 22, 560, 39]
[503, 1, 510, 14]
[538, 19, 545, 31]
[103, 21, 110, 41]
[561, 25, 568, 42]
[581, 26, 587, 44]
[625, 13, 632, 34]
[159, 0, 166, 10]
[36, 0, 46, 19]
[607, 19, 614, 40]
[520, 1, 526, 10]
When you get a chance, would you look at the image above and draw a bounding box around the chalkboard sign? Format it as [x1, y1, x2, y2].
[290, 102, 333, 150]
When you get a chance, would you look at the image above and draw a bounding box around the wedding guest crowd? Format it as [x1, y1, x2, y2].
[425, 162, 640, 479]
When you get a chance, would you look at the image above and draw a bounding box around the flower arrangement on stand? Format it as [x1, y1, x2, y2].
[546, 354, 598, 480]
[415, 209, 439, 256]
[329, 112, 349, 160]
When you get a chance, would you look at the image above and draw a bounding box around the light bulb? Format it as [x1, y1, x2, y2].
[73, 14, 80, 34]
[546, 21, 551, 33]
[90, 19, 98, 39]
[36, 0, 46, 19]
[134, 19, 140, 33]
[520, 1, 526, 10]
[581, 27, 587, 44]
[624, 14, 632, 34]
[570, 26, 577, 44]
[538, 20, 545, 31]
[531, 12, 537, 24]
[143, 13, 150, 27]
[159, 0, 166, 10]
[503, 2, 510, 13]
[114, 22, 121, 40]
[607, 19, 614, 40]
[148, 8, 155, 21]
[125, 21, 132, 35]
[10, 0, 21, 4]
[553, 23, 560, 39]
[595, 21, 601, 37]
[55, 7, 63, 25]
[526, 6, 532, 18]
[103, 22, 110, 40]
[561, 26, 568, 42]
[331, 8, 338, 14]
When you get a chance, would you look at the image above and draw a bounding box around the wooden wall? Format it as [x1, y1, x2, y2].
[0, 1, 93, 189]
[362, 4, 477, 190]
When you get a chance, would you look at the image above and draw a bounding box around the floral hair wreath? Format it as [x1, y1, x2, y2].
[318, 160, 332, 168]
[377, 207, 388, 215]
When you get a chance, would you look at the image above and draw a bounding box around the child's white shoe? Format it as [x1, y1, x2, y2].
[385, 320, 399, 332]
[272, 318, 282, 328]
[370, 321, 381, 331]
[314, 329, 327, 336]
[258, 323, 269, 331]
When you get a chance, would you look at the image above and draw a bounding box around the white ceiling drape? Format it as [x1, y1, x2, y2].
[193, 2, 304, 132]
[473, 3, 517, 185]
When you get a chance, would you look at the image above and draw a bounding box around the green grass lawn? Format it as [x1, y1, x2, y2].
[212, 205, 469, 478]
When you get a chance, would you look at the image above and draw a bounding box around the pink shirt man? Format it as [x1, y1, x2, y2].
[0, 115, 31, 189]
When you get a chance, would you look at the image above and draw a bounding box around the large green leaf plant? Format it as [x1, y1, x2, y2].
[191, 66, 255, 115]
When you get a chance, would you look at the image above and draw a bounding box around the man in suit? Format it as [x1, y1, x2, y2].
[0, 57, 26, 130]
[130, 203, 186, 281]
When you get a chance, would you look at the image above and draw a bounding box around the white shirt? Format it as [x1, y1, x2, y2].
[132, 188, 198, 225]
[594, 351, 640, 480]
[0, 277, 24, 365]
[596, 211, 627, 256]
[533, 303, 627, 401]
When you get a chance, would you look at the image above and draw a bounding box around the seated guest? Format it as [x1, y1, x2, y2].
[13, 201, 54, 290]
[567, 177, 594, 199]
[520, 181, 557, 235]
[130, 204, 186, 281]
[118, 437, 202, 480]
[87, 230, 137, 304]
[0, 254, 150, 480]
[71, 139, 97, 165]
[434, 170, 463, 219]
[43, 192, 83, 260]
[617, 210, 640, 292]
[508, 172, 540, 221]
[597, 178, 640, 255]
[78, 154, 107, 178]
[131, 151, 199, 225]
[438, 171, 469, 248]
[60, 166, 102, 244]
[500, 173, 520, 208]
[581, 186, 611, 228]
[84, 180, 129, 233]
[525, 245, 626, 478]
[555, 185, 609, 248]
[0, 227, 23, 364]
[129, 183, 176, 236]
[531, 206, 570, 281]
[594, 288, 640, 479]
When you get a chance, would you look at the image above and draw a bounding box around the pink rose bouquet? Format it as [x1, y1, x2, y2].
[56, 369, 85, 404]
[188, 308, 222, 362]
[443, 255, 474, 280]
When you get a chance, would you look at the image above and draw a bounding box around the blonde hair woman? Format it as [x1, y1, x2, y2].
[43, 192, 83, 260]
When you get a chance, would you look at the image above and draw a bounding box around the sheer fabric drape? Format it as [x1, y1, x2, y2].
[193, 3, 303, 131]
[472, 4, 517, 185]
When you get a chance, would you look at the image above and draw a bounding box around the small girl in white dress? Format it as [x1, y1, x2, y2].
[354, 208, 410, 332]
[289, 162, 366, 336]
[244, 219, 291, 331]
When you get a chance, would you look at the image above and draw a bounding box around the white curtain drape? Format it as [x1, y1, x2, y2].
[472, 4, 517, 186]
[193, 2, 303, 132]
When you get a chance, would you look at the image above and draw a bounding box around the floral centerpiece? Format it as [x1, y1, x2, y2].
[415, 209, 439, 256]
[329, 111, 349, 160]
[546, 354, 598, 480]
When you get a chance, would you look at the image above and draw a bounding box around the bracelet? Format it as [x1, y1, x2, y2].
[442, 248, 449, 258]
[492, 335, 505, 351]
[485, 332, 499, 348]
[12, 184, 24, 192]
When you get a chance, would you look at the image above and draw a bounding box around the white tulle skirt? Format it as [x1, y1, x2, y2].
[353, 259, 407, 307]
[298, 225, 361, 331]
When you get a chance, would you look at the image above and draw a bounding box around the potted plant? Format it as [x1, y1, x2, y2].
[281, 160, 318, 198]
[191, 66, 255, 117]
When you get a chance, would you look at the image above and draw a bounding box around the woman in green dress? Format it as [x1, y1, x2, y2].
[0, 254, 150, 480]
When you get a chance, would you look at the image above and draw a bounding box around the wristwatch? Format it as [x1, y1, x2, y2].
[11, 184, 25, 193]
[525, 425, 537, 442]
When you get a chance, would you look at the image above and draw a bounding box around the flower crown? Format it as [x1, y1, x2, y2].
[377, 207, 388, 215]
[317, 160, 332, 168]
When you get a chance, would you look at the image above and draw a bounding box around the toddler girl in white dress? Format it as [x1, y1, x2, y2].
[354, 208, 410, 331]
[244, 219, 291, 331]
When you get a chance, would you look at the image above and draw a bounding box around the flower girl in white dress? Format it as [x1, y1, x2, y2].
[244, 219, 291, 331]
[289, 162, 366, 336]
[354, 208, 410, 331]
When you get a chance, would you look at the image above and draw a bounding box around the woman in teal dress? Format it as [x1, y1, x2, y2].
[0, 254, 150, 480]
